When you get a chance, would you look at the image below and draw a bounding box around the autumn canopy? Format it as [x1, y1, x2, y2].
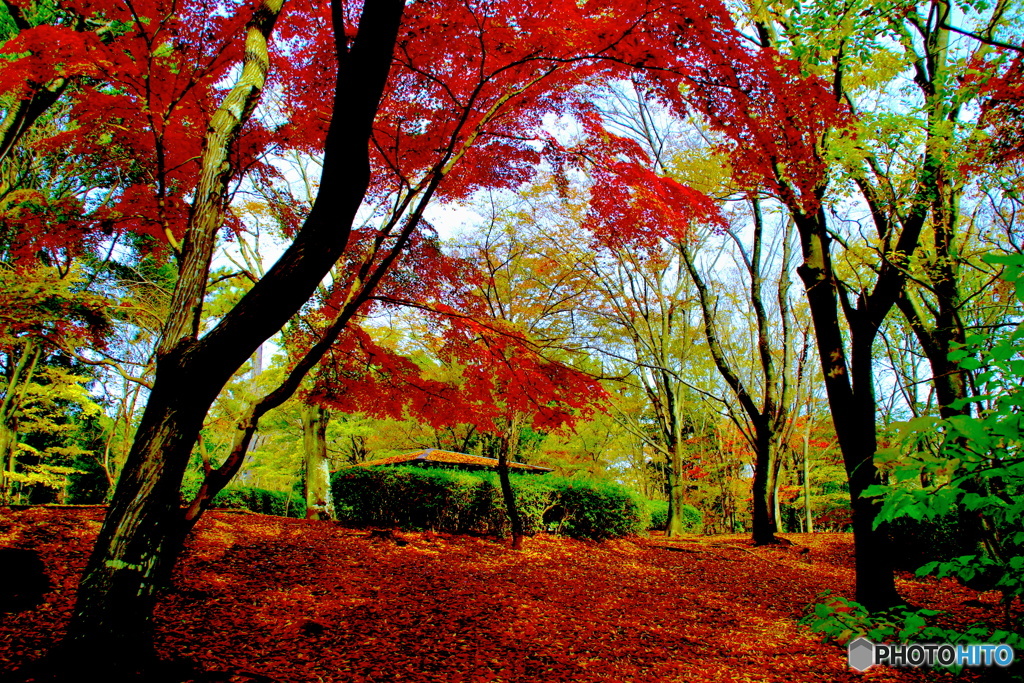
[0, 0, 1022, 679]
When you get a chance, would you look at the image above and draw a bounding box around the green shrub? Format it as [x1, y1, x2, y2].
[547, 479, 649, 540]
[679, 503, 703, 533]
[648, 500, 669, 530]
[332, 467, 499, 532]
[802, 591, 1024, 677]
[473, 471, 552, 536]
[331, 466, 646, 540]
[645, 500, 702, 533]
[212, 486, 306, 518]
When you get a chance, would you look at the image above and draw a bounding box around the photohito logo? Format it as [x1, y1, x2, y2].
[848, 637, 1016, 672]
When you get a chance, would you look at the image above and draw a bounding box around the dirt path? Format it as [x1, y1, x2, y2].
[0, 508, 1001, 682]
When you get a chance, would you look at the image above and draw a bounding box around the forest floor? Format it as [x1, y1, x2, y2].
[0, 507, 1013, 682]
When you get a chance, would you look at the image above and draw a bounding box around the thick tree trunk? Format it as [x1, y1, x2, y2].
[664, 437, 686, 537]
[55, 360, 221, 673]
[750, 423, 775, 545]
[15, 2, 406, 679]
[302, 402, 335, 521]
[846, 315, 904, 611]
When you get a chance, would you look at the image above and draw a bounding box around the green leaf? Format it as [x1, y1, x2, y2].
[957, 356, 982, 371]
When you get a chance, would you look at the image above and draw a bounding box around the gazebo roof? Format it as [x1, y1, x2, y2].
[354, 448, 553, 473]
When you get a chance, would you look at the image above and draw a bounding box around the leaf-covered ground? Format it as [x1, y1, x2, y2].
[0, 507, 1007, 682]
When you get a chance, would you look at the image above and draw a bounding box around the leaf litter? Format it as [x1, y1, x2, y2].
[0, 507, 1004, 682]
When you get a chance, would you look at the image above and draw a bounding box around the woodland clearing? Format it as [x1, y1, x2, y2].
[0, 507, 1005, 682]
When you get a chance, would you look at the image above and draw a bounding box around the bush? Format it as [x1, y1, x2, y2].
[645, 500, 702, 533]
[679, 503, 703, 533]
[331, 466, 647, 540]
[211, 486, 306, 518]
[549, 479, 649, 540]
[332, 467, 509, 533]
[648, 500, 668, 530]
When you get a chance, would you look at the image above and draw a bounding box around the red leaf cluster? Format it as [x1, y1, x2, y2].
[977, 54, 1024, 165]
[0, 0, 847, 276]
[433, 314, 606, 433]
[556, 110, 727, 250]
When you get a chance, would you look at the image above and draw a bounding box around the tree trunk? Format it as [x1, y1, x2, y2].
[803, 431, 814, 533]
[20, 2, 406, 678]
[795, 210, 902, 612]
[302, 402, 335, 521]
[496, 428, 525, 550]
[664, 437, 686, 536]
[0, 422, 18, 504]
[56, 362, 223, 673]
[771, 456, 783, 533]
[0, 340, 41, 504]
[750, 421, 775, 545]
[678, 230, 780, 545]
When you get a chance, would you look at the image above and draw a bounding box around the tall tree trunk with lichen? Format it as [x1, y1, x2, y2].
[302, 402, 335, 521]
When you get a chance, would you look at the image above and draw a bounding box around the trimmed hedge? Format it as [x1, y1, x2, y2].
[548, 479, 650, 540]
[211, 486, 306, 518]
[330, 466, 648, 540]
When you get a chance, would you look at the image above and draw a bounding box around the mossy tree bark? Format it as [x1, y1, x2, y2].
[302, 402, 335, 521]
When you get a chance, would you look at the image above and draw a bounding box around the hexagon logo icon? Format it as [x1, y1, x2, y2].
[848, 637, 875, 672]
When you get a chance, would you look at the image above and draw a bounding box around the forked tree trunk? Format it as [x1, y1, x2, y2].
[20, 2, 406, 678]
[795, 210, 903, 612]
[679, 221, 784, 547]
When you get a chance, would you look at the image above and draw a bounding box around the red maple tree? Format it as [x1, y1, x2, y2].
[0, 0, 858, 677]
